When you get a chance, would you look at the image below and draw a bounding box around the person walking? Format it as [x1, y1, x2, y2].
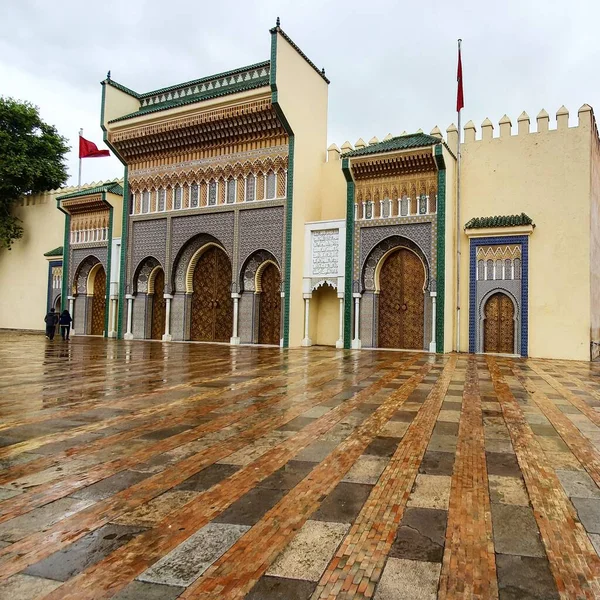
[59, 309, 73, 341]
[44, 308, 59, 340]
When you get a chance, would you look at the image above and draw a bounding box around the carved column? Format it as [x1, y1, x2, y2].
[336, 294, 344, 349]
[302, 293, 312, 347]
[352, 293, 361, 349]
[429, 291, 437, 353]
[125, 294, 134, 340]
[231, 293, 241, 345]
[68, 296, 75, 337]
[162, 294, 173, 342]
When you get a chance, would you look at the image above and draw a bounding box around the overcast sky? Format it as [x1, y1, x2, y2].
[3, 0, 600, 186]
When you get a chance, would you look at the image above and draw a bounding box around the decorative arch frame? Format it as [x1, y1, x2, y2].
[87, 263, 104, 296]
[478, 287, 519, 355]
[185, 242, 228, 294]
[132, 256, 162, 295]
[147, 266, 164, 295]
[239, 249, 280, 293]
[72, 254, 101, 296]
[171, 234, 228, 294]
[362, 235, 430, 293]
[373, 246, 428, 294]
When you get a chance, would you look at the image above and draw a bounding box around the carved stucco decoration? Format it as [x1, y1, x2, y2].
[240, 250, 280, 292]
[133, 256, 162, 294]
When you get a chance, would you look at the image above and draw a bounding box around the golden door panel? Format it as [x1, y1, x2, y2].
[213, 249, 233, 342]
[190, 247, 232, 342]
[91, 267, 106, 336]
[258, 263, 281, 345]
[484, 292, 514, 354]
[150, 269, 166, 340]
[378, 249, 424, 350]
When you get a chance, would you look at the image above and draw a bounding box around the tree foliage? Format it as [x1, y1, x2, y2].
[0, 97, 69, 249]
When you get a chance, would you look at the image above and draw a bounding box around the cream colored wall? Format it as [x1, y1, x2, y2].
[0, 191, 65, 330]
[589, 112, 600, 359]
[312, 285, 339, 346]
[441, 143, 457, 354]
[458, 108, 592, 360]
[319, 148, 347, 221]
[274, 32, 329, 347]
[106, 192, 124, 238]
[102, 84, 140, 128]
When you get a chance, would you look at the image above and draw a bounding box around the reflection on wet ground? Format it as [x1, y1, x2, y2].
[1, 332, 600, 599]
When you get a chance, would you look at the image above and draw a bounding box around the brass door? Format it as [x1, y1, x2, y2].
[378, 248, 424, 349]
[150, 269, 166, 340]
[484, 292, 514, 354]
[190, 247, 233, 342]
[91, 267, 106, 336]
[258, 263, 281, 345]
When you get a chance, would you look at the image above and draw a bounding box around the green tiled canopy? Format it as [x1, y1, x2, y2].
[44, 246, 63, 257]
[342, 133, 442, 158]
[464, 213, 534, 229]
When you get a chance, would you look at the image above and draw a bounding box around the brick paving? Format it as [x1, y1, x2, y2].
[1, 333, 600, 599]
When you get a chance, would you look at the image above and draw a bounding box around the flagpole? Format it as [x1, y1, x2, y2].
[78, 128, 83, 189]
[456, 39, 462, 353]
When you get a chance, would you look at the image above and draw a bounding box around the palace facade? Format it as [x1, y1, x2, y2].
[1, 21, 599, 361]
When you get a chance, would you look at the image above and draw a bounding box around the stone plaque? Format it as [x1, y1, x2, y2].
[312, 229, 339, 276]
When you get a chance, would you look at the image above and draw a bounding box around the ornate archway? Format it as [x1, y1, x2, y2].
[377, 248, 425, 349]
[190, 246, 233, 342]
[257, 262, 281, 345]
[483, 292, 515, 354]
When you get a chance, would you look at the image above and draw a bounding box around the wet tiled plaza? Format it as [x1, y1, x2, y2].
[1, 332, 600, 599]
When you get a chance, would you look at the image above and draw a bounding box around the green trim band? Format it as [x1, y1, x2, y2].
[341, 158, 354, 349]
[59, 211, 70, 312]
[435, 145, 446, 353]
[270, 28, 294, 348]
[117, 168, 129, 339]
[101, 79, 129, 340]
[104, 196, 114, 337]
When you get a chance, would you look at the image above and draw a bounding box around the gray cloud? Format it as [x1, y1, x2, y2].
[3, 0, 599, 184]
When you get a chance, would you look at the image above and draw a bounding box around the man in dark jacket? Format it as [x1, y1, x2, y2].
[44, 308, 58, 340]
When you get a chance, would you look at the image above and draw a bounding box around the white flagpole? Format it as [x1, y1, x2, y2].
[78, 128, 83, 189]
[456, 39, 462, 353]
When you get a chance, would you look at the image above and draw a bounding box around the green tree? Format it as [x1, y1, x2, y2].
[0, 97, 69, 249]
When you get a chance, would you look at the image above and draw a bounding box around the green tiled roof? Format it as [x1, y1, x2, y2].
[106, 61, 271, 123]
[44, 246, 63, 257]
[57, 182, 123, 201]
[464, 213, 534, 229]
[343, 133, 442, 158]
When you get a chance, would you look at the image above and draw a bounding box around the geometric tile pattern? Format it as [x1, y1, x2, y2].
[0, 333, 600, 599]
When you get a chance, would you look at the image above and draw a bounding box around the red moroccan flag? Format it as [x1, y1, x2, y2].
[456, 43, 464, 112]
[79, 136, 110, 158]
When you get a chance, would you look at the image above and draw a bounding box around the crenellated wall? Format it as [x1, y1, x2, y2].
[454, 105, 597, 360]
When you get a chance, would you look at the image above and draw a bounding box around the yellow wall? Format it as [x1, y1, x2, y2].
[106, 192, 124, 238]
[0, 191, 65, 330]
[319, 148, 347, 221]
[274, 31, 329, 347]
[101, 84, 140, 129]
[590, 110, 600, 358]
[458, 109, 592, 360]
[310, 285, 339, 346]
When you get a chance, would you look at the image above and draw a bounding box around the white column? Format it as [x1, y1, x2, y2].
[280, 291, 285, 347]
[124, 294, 134, 340]
[68, 295, 75, 337]
[302, 294, 312, 346]
[162, 294, 173, 342]
[352, 293, 361, 349]
[109, 297, 118, 338]
[429, 291, 437, 353]
[336, 295, 344, 348]
[230, 293, 240, 345]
